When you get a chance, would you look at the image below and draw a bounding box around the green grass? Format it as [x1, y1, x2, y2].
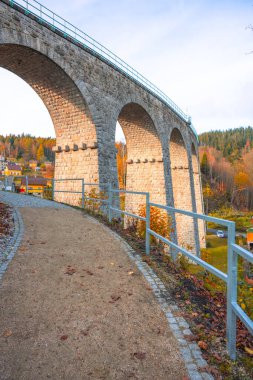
[187, 234, 253, 319]
[207, 209, 253, 232]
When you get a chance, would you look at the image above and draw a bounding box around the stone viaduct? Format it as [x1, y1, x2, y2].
[0, 0, 205, 250]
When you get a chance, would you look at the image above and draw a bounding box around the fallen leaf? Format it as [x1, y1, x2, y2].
[209, 366, 221, 378]
[196, 324, 205, 329]
[128, 271, 134, 275]
[185, 334, 198, 342]
[198, 341, 208, 350]
[3, 329, 12, 337]
[109, 295, 121, 303]
[198, 366, 210, 373]
[133, 352, 146, 360]
[60, 335, 68, 341]
[64, 267, 76, 275]
[80, 330, 89, 336]
[213, 353, 222, 362]
[244, 346, 253, 355]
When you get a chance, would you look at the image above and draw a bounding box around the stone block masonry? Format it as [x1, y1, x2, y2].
[0, 0, 205, 250]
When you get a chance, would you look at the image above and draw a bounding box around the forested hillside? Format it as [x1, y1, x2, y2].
[199, 126, 253, 162]
[1, 128, 253, 212]
[199, 127, 253, 212]
[0, 134, 56, 163]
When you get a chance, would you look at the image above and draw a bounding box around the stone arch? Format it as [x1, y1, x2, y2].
[169, 128, 195, 247]
[117, 102, 166, 213]
[0, 44, 98, 204]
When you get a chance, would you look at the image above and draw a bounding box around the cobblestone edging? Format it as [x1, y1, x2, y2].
[85, 214, 213, 380]
[0, 207, 24, 282]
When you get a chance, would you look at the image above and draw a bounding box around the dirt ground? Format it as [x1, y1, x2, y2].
[0, 208, 187, 380]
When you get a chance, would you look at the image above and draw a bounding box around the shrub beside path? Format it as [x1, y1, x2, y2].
[0, 193, 208, 380]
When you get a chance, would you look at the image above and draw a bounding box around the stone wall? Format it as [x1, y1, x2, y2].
[0, 0, 205, 252]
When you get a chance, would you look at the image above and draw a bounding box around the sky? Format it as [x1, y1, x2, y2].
[0, 0, 252, 139]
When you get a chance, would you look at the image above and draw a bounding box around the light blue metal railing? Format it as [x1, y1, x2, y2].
[4, 0, 198, 140]
[2, 176, 252, 360]
[106, 189, 252, 361]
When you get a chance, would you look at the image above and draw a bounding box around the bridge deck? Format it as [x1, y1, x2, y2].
[0, 193, 209, 380]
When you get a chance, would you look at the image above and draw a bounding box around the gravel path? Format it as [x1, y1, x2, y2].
[0, 191, 69, 208]
[0, 204, 188, 380]
[0, 192, 212, 380]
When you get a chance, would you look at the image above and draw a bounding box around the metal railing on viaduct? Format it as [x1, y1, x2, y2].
[1, 175, 252, 361]
[4, 0, 198, 139]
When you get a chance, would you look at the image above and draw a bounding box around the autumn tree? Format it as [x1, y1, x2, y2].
[115, 142, 127, 189]
[200, 152, 209, 176]
[36, 144, 45, 162]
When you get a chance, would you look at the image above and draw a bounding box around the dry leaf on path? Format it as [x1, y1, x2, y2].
[64, 266, 76, 275]
[109, 295, 121, 303]
[60, 335, 69, 341]
[133, 352, 146, 360]
[3, 329, 12, 337]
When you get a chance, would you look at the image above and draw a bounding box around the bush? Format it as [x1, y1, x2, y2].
[81, 187, 108, 215]
[136, 204, 172, 246]
[43, 186, 53, 200]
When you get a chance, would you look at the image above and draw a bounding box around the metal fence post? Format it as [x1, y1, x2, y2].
[227, 222, 237, 360]
[146, 192, 150, 255]
[81, 179, 85, 209]
[52, 178, 55, 201]
[108, 183, 112, 222]
[25, 176, 28, 194]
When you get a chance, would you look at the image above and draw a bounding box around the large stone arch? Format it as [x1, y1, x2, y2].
[116, 102, 166, 215]
[169, 127, 195, 249]
[0, 43, 98, 204]
[0, 1, 204, 240]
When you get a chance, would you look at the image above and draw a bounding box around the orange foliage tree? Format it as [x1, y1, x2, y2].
[137, 204, 172, 245]
[115, 142, 127, 189]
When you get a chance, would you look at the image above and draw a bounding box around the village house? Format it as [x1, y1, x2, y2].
[19, 177, 48, 195]
[4, 162, 22, 176]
